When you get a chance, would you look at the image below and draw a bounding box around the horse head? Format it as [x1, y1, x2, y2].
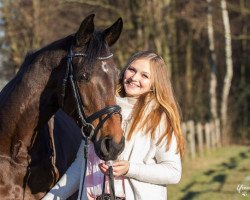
[57, 14, 124, 161]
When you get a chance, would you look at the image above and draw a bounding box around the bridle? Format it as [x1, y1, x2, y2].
[62, 46, 121, 141]
[62, 46, 121, 200]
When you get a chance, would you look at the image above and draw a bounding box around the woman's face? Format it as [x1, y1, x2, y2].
[123, 58, 152, 97]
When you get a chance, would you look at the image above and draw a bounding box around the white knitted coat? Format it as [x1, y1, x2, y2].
[42, 96, 182, 200]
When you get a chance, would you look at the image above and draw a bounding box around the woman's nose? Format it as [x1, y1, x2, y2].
[131, 73, 139, 81]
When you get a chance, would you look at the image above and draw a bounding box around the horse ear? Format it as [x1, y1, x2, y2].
[103, 18, 123, 46]
[75, 14, 95, 47]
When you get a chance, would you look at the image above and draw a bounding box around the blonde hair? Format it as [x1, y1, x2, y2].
[117, 51, 185, 157]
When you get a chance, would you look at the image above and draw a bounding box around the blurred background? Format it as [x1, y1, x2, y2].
[0, 0, 249, 199]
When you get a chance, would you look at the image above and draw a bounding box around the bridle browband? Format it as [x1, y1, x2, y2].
[62, 46, 120, 200]
[73, 52, 114, 60]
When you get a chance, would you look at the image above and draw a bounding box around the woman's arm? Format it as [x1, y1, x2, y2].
[42, 141, 85, 200]
[99, 113, 182, 186]
[126, 135, 181, 185]
[99, 135, 181, 185]
[124, 114, 182, 185]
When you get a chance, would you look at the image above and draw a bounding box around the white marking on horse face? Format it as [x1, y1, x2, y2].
[101, 61, 109, 73]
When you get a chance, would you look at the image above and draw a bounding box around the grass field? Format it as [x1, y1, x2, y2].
[167, 145, 250, 200]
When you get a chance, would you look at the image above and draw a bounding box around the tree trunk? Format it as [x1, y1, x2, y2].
[161, 0, 172, 76]
[32, 0, 42, 51]
[185, 31, 193, 118]
[169, 0, 180, 98]
[220, 0, 233, 145]
[207, 0, 218, 120]
[129, 0, 147, 50]
[240, 0, 248, 139]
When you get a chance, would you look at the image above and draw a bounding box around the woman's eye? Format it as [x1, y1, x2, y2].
[128, 67, 135, 72]
[143, 74, 149, 78]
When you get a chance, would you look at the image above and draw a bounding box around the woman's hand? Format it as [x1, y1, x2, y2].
[99, 160, 130, 177]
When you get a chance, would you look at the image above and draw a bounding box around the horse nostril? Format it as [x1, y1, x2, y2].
[98, 136, 125, 161]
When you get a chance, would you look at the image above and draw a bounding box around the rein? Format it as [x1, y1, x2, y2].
[101, 162, 116, 200]
[62, 46, 120, 200]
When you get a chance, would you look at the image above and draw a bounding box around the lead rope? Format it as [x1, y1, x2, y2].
[77, 137, 90, 200]
[101, 162, 116, 200]
[108, 165, 116, 200]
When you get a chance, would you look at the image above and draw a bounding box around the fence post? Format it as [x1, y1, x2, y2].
[205, 123, 211, 152]
[187, 120, 196, 158]
[181, 122, 187, 157]
[196, 122, 203, 156]
[211, 121, 216, 150]
[215, 118, 221, 147]
[181, 122, 188, 158]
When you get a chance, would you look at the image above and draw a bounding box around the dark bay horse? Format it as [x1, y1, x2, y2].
[0, 14, 124, 200]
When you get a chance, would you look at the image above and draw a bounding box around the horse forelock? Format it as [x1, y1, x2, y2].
[83, 31, 110, 68]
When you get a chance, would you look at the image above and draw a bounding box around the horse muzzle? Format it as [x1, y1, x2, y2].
[94, 136, 125, 161]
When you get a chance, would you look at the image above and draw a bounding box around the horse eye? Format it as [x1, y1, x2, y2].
[78, 73, 90, 82]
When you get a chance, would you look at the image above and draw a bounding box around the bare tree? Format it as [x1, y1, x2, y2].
[239, 0, 249, 140]
[207, 0, 218, 120]
[220, 0, 233, 144]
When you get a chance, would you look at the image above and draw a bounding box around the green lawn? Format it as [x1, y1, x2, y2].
[167, 145, 250, 200]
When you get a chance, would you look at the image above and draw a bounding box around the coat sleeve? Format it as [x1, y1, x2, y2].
[126, 134, 182, 185]
[42, 141, 85, 200]
[125, 114, 182, 185]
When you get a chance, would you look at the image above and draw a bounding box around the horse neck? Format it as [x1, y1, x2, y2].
[0, 58, 59, 158]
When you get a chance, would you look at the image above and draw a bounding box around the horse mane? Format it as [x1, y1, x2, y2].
[0, 51, 36, 107]
[0, 35, 71, 107]
[0, 31, 107, 107]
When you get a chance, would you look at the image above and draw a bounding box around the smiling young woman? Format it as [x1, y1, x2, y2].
[99, 51, 185, 200]
[117, 51, 184, 151]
